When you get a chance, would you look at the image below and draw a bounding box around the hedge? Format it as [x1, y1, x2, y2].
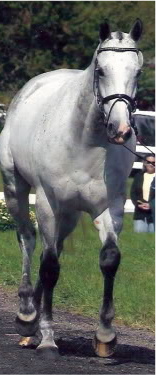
[0, 199, 36, 231]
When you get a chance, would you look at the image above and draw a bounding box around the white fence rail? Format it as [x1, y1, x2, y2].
[136, 145, 155, 153]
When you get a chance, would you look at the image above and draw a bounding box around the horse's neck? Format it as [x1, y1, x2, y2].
[72, 53, 108, 149]
[82, 98, 108, 148]
[77, 50, 97, 111]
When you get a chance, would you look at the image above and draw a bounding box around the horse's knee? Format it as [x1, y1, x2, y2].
[112, 216, 123, 235]
[100, 237, 121, 277]
[39, 252, 60, 289]
[17, 225, 36, 245]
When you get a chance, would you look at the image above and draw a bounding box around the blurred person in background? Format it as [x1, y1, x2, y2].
[130, 154, 155, 232]
[149, 176, 155, 226]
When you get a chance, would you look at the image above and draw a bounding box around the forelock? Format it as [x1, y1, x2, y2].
[116, 31, 123, 41]
[101, 32, 136, 48]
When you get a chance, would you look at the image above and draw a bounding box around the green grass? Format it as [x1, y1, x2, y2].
[0, 213, 154, 331]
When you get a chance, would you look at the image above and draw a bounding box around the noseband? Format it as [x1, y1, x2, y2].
[93, 47, 141, 131]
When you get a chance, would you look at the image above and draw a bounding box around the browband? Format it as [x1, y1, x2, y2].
[97, 47, 141, 55]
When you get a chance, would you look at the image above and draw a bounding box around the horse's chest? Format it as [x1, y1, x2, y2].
[78, 177, 107, 215]
[53, 170, 107, 217]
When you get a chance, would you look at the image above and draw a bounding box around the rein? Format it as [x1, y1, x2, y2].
[122, 142, 155, 166]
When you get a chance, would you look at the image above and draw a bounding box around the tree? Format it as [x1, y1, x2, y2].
[0, 1, 155, 109]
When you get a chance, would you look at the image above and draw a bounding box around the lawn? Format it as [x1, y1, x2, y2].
[0, 213, 154, 331]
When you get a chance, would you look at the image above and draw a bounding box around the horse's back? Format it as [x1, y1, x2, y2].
[7, 68, 81, 135]
[0, 68, 82, 185]
[6, 68, 82, 118]
[16, 68, 81, 101]
[6, 68, 83, 144]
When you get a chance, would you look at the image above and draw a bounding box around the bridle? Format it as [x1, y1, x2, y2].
[93, 47, 141, 132]
[93, 46, 155, 162]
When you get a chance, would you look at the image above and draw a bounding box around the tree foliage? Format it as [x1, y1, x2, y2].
[0, 1, 155, 109]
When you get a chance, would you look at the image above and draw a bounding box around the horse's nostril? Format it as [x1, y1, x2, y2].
[107, 123, 117, 138]
[108, 122, 114, 131]
[108, 123, 113, 131]
[124, 127, 132, 140]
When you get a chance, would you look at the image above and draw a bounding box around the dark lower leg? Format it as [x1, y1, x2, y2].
[16, 226, 38, 336]
[96, 236, 121, 343]
[37, 251, 60, 349]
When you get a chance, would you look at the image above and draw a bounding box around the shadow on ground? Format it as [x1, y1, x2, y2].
[0, 298, 155, 374]
[57, 336, 155, 365]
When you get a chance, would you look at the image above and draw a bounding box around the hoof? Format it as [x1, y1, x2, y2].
[19, 334, 41, 348]
[19, 337, 33, 347]
[93, 335, 117, 358]
[37, 345, 59, 359]
[15, 313, 39, 337]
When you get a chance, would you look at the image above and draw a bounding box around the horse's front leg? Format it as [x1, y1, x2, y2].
[34, 190, 61, 356]
[93, 207, 122, 357]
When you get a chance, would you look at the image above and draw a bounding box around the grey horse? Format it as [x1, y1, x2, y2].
[0, 19, 143, 357]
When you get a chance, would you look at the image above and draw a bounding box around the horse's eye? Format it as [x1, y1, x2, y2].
[136, 70, 142, 78]
[98, 68, 104, 77]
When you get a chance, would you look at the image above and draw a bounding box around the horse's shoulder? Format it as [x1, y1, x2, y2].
[12, 69, 82, 104]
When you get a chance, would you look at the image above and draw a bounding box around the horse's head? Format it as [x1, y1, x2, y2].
[94, 19, 143, 144]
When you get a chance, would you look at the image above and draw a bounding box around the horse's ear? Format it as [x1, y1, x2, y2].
[99, 20, 111, 42]
[129, 19, 143, 41]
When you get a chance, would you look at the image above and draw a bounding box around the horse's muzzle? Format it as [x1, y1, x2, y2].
[108, 126, 132, 144]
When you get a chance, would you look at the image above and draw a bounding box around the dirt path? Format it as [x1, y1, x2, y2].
[0, 288, 154, 374]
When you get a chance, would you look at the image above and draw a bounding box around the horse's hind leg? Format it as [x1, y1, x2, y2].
[1, 164, 37, 337]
